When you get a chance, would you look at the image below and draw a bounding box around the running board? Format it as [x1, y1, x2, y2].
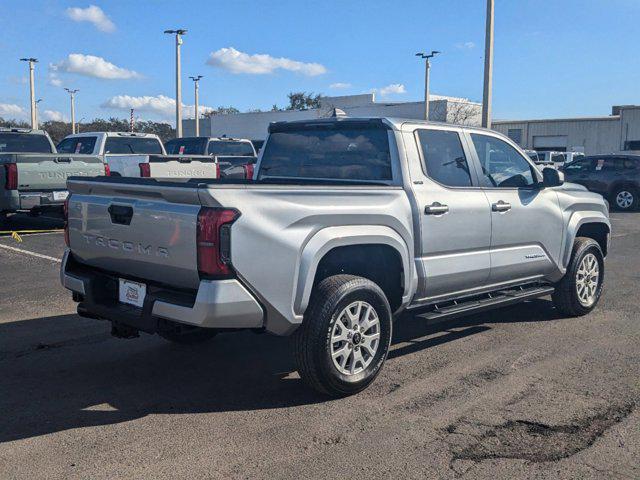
[415, 285, 555, 324]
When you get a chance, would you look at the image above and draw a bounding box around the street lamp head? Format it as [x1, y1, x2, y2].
[64, 88, 79, 94]
[164, 29, 187, 35]
[431, 50, 441, 56]
[20, 57, 38, 63]
[189, 75, 203, 81]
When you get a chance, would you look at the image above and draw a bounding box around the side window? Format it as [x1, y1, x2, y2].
[416, 129, 473, 187]
[56, 137, 96, 154]
[564, 158, 595, 172]
[470, 134, 537, 188]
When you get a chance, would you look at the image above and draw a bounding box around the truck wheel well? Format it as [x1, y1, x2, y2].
[313, 244, 404, 311]
[576, 223, 609, 256]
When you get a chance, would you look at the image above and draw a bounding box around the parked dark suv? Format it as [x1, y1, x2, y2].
[562, 155, 640, 211]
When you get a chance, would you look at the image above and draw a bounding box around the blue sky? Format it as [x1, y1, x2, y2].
[1, 0, 639, 124]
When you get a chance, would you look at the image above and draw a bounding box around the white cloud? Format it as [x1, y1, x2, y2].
[329, 82, 351, 89]
[41, 110, 67, 122]
[101, 94, 213, 122]
[0, 103, 27, 119]
[455, 41, 476, 50]
[66, 5, 115, 33]
[48, 72, 63, 87]
[375, 83, 407, 97]
[207, 47, 327, 76]
[50, 54, 141, 80]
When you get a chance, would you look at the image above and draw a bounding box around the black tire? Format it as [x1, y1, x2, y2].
[292, 274, 393, 397]
[552, 237, 604, 316]
[158, 327, 218, 345]
[610, 186, 638, 211]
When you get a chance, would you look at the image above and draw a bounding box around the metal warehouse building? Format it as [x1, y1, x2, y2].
[182, 93, 481, 140]
[493, 105, 640, 155]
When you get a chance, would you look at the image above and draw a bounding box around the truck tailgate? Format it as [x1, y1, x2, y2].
[146, 155, 219, 179]
[67, 177, 203, 289]
[11, 154, 104, 191]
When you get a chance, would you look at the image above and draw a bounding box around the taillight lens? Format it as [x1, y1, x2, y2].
[215, 162, 221, 179]
[63, 198, 70, 246]
[243, 163, 254, 180]
[139, 163, 150, 177]
[197, 207, 240, 277]
[104, 164, 111, 176]
[4, 163, 17, 190]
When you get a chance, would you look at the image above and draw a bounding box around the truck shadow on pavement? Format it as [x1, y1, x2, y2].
[0, 298, 561, 443]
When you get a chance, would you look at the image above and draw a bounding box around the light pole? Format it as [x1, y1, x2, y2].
[189, 75, 203, 136]
[482, 0, 495, 128]
[415, 51, 440, 121]
[164, 29, 187, 138]
[65, 88, 79, 134]
[20, 58, 38, 129]
[35, 99, 42, 128]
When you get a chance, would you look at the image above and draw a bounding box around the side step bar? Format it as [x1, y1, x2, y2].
[415, 285, 555, 324]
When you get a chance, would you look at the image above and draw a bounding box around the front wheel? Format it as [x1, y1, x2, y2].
[552, 237, 604, 316]
[292, 275, 393, 397]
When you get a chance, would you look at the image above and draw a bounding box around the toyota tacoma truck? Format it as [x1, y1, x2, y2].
[0, 127, 105, 222]
[60, 117, 610, 396]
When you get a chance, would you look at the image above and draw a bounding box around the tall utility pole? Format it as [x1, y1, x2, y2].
[20, 58, 38, 129]
[64, 88, 79, 134]
[35, 99, 42, 128]
[189, 75, 203, 136]
[482, 0, 495, 128]
[164, 29, 187, 138]
[415, 51, 440, 121]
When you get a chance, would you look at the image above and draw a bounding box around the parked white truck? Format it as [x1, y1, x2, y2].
[61, 117, 610, 396]
[57, 132, 219, 180]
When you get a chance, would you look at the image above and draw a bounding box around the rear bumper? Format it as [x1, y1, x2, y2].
[60, 249, 264, 332]
[0, 190, 66, 212]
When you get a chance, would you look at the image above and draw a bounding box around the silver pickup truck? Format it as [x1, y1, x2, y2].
[0, 128, 105, 222]
[61, 117, 610, 396]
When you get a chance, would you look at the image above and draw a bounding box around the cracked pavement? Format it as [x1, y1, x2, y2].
[0, 213, 638, 479]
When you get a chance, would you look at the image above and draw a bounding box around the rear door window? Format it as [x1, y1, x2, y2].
[416, 129, 473, 187]
[259, 124, 392, 182]
[56, 137, 97, 154]
[104, 137, 163, 154]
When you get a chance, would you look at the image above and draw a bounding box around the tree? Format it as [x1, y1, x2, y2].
[202, 106, 240, 118]
[286, 92, 322, 111]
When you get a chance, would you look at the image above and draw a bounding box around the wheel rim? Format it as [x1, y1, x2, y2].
[576, 253, 600, 307]
[616, 190, 634, 209]
[330, 301, 380, 376]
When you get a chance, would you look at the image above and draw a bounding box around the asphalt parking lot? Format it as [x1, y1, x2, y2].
[0, 213, 638, 479]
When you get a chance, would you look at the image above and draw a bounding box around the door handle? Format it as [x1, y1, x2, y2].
[424, 202, 449, 215]
[492, 201, 512, 212]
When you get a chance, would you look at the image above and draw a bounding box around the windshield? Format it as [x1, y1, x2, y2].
[165, 137, 208, 155]
[207, 140, 255, 156]
[0, 133, 53, 153]
[258, 125, 392, 182]
[104, 136, 163, 154]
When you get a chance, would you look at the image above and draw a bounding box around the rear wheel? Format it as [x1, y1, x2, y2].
[611, 186, 638, 211]
[292, 274, 392, 397]
[552, 237, 604, 316]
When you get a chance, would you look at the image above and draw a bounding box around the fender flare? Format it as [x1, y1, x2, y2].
[293, 225, 417, 316]
[562, 212, 611, 268]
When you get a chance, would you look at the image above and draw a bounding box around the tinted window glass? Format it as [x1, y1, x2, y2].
[104, 137, 163, 154]
[207, 141, 255, 156]
[165, 137, 208, 155]
[471, 134, 536, 188]
[56, 137, 97, 154]
[416, 129, 472, 187]
[259, 126, 392, 182]
[0, 133, 53, 153]
[564, 157, 595, 172]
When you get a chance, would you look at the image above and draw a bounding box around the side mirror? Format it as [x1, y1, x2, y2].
[542, 167, 564, 187]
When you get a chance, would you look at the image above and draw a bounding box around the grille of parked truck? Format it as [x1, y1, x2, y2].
[60, 117, 610, 396]
[1, 128, 105, 222]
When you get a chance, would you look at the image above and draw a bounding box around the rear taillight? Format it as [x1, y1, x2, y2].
[197, 207, 240, 277]
[4, 163, 17, 190]
[243, 163, 254, 180]
[63, 198, 70, 246]
[215, 162, 221, 179]
[139, 163, 150, 177]
[104, 164, 111, 176]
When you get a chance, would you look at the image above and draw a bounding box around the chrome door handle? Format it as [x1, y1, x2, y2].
[492, 201, 512, 212]
[424, 202, 449, 215]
